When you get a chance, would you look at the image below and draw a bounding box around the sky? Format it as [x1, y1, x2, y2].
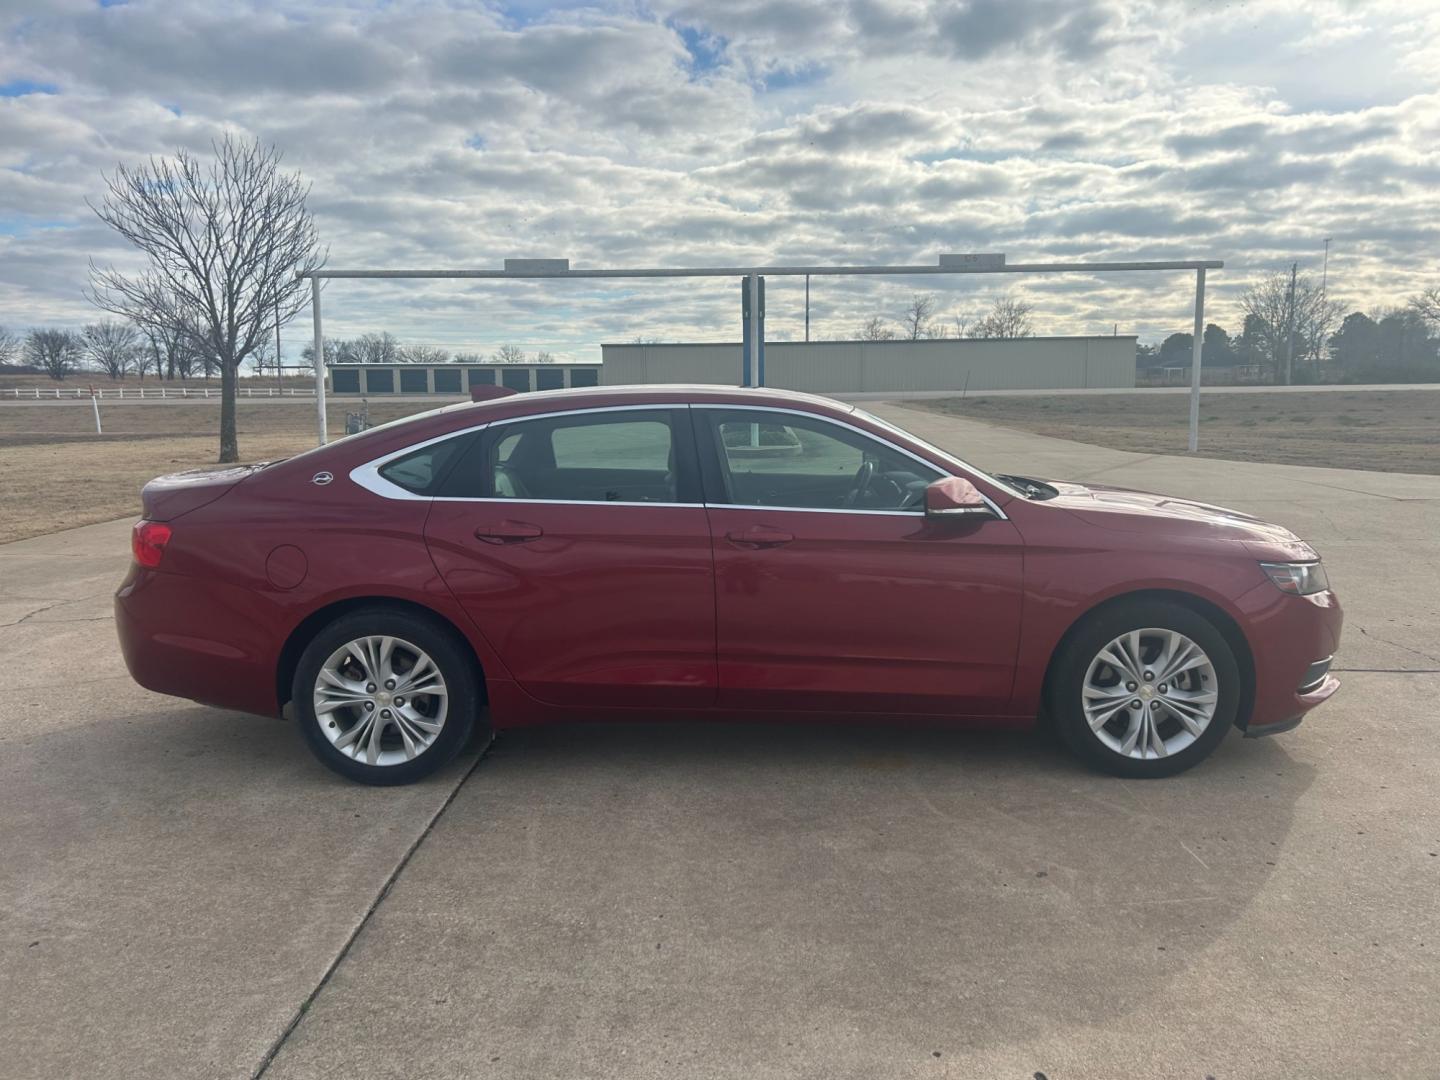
[1, 0, 1438, 363]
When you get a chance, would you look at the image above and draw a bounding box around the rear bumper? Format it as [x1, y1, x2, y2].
[1236, 585, 1344, 736]
[115, 565, 279, 716]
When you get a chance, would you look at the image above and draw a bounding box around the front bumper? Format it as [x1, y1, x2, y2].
[1235, 583, 1344, 736]
[1244, 673, 1341, 737]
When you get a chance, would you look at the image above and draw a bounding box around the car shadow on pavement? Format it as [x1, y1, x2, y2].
[273, 717, 1317, 1072]
[5, 706, 1316, 1076]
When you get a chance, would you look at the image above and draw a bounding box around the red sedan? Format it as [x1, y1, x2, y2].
[116, 385, 1341, 784]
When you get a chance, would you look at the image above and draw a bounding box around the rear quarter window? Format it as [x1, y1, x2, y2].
[376, 433, 474, 495]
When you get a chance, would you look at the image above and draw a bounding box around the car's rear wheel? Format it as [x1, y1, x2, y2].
[293, 609, 480, 785]
[1050, 599, 1241, 778]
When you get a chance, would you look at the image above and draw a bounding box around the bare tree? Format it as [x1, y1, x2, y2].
[857, 316, 895, 341]
[246, 342, 277, 377]
[82, 321, 140, 380]
[88, 135, 325, 462]
[969, 295, 1034, 339]
[1239, 269, 1339, 383]
[493, 343, 527, 364]
[402, 343, 450, 364]
[0, 324, 18, 367]
[902, 294, 935, 341]
[535, 350, 556, 364]
[1410, 286, 1440, 326]
[351, 332, 404, 364]
[26, 328, 82, 381]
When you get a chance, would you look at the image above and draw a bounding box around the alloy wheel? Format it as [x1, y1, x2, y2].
[313, 635, 449, 766]
[1081, 627, 1218, 761]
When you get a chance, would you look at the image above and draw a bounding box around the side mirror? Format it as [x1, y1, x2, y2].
[925, 476, 994, 518]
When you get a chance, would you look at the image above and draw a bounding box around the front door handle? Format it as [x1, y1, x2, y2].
[474, 520, 543, 544]
[725, 525, 794, 549]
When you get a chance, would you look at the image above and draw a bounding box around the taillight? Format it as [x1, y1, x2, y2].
[132, 520, 173, 568]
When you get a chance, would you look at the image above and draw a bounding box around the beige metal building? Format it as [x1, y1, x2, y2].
[601, 336, 1137, 394]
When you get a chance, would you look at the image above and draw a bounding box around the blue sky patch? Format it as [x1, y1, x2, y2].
[0, 80, 59, 97]
[673, 23, 726, 76]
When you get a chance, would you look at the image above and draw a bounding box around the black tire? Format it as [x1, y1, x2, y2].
[293, 608, 482, 786]
[1049, 599, 1241, 779]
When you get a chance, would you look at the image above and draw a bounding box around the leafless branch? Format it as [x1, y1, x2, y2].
[87, 134, 325, 460]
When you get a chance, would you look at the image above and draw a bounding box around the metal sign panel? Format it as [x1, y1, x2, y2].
[939, 253, 1006, 269]
[503, 258, 570, 273]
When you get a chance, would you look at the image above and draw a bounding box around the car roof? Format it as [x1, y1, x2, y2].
[477, 383, 852, 412]
[282, 384, 858, 472]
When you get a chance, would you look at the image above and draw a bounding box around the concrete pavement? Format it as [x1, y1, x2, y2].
[2, 405, 1437, 1079]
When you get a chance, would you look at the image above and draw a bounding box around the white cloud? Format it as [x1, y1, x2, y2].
[0, 0, 1437, 357]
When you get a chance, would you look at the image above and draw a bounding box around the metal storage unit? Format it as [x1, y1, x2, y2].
[326, 363, 603, 395]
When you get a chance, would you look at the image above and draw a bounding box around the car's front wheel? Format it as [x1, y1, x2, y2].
[1050, 599, 1241, 778]
[293, 609, 480, 785]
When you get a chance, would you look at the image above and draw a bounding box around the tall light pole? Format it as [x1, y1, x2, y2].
[1283, 261, 1298, 386]
[311, 278, 327, 445]
[1321, 238, 1331, 297]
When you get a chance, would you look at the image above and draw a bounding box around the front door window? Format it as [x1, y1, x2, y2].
[706, 409, 939, 511]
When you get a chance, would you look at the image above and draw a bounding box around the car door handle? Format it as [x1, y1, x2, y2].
[725, 525, 794, 549]
[474, 520, 543, 544]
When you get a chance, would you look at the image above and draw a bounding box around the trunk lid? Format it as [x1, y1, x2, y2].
[140, 464, 268, 521]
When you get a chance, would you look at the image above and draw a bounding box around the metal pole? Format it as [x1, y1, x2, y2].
[1187, 268, 1205, 452]
[275, 297, 283, 395]
[311, 278, 327, 446]
[1283, 261, 1297, 385]
[740, 276, 751, 386]
[91, 387, 102, 434]
[749, 273, 763, 388]
[805, 274, 810, 342]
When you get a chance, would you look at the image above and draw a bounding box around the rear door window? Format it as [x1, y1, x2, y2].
[440, 409, 698, 503]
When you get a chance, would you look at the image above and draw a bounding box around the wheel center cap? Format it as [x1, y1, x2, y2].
[377, 691, 392, 706]
[1139, 684, 1155, 700]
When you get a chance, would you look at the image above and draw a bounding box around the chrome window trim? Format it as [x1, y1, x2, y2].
[693, 403, 1008, 521]
[704, 503, 932, 518]
[349, 400, 1007, 521]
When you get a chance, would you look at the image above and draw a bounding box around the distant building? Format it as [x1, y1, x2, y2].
[601, 336, 1137, 393]
[326, 362, 601, 395]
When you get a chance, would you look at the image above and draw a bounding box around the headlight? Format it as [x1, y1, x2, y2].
[1260, 561, 1329, 596]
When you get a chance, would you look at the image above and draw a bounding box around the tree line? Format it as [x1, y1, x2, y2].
[855, 293, 1035, 342]
[1145, 273, 1440, 383]
[296, 333, 556, 367]
[0, 320, 226, 382]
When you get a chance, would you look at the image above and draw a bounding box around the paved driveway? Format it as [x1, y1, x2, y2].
[2, 405, 1436, 1079]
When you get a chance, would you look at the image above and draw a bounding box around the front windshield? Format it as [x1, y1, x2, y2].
[851, 406, 1028, 500]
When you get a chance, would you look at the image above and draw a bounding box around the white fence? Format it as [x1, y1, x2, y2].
[3, 385, 318, 400]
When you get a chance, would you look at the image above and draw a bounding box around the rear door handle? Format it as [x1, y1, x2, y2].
[725, 525, 794, 549]
[474, 520, 543, 544]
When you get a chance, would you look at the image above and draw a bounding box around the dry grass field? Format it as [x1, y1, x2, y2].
[0, 399, 439, 543]
[918, 390, 1440, 476]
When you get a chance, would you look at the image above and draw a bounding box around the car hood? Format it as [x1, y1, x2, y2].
[1042, 480, 1317, 559]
